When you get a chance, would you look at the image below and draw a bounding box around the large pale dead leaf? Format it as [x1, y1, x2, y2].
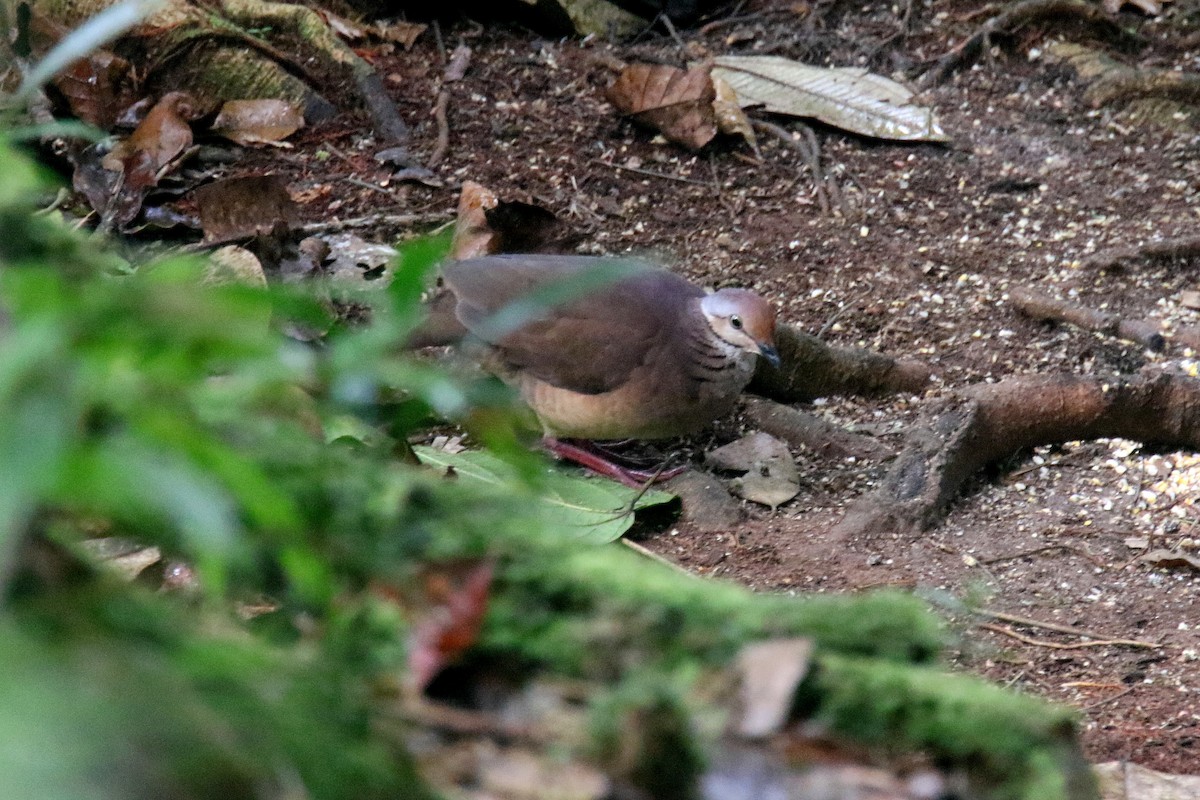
[731, 638, 813, 739]
[1095, 761, 1200, 799]
[210, 99, 304, 146]
[78, 537, 162, 581]
[711, 55, 949, 143]
[607, 63, 718, 151]
[414, 446, 674, 544]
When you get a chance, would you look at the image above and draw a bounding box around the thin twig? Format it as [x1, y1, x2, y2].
[980, 623, 1157, 650]
[428, 44, 472, 168]
[590, 159, 712, 186]
[976, 608, 1161, 648]
[621, 539, 697, 578]
[658, 13, 688, 57]
[1080, 686, 1135, 711]
[752, 119, 835, 215]
[344, 176, 400, 199]
[981, 542, 1104, 568]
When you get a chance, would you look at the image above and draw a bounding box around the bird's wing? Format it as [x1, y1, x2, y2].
[444, 255, 703, 395]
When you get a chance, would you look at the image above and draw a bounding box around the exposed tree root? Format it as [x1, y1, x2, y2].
[923, 0, 1123, 86]
[1009, 286, 1165, 351]
[742, 396, 895, 462]
[831, 373, 1200, 539]
[750, 324, 932, 404]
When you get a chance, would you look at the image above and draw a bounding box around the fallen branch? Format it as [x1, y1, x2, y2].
[830, 372, 1200, 539]
[750, 324, 932, 404]
[1009, 286, 1165, 351]
[299, 211, 453, 234]
[1083, 234, 1200, 272]
[923, 0, 1121, 86]
[743, 396, 895, 462]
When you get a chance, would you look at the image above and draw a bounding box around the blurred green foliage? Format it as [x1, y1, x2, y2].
[0, 135, 531, 799]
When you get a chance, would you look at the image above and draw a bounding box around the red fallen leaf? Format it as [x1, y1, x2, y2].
[606, 63, 718, 151]
[406, 560, 495, 691]
[53, 49, 136, 129]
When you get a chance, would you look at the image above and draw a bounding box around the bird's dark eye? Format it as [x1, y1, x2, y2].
[730, 315, 743, 330]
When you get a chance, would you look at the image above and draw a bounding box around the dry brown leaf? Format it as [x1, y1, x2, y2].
[606, 63, 717, 151]
[373, 20, 427, 49]
[451, 181, 501, 260]
[1140, 548, 1200, 571]
[193, 174, 298, 243]
[315, 8, 369, 41]
[102, 91, 199, 182]
[211, 99, 305, 146]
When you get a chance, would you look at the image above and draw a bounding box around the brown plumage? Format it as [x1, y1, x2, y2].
[416, 254, 779, 441]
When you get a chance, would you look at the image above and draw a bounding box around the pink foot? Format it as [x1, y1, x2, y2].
[542, 438, 686, 489]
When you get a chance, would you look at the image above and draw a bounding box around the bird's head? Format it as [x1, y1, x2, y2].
[700, 288, 780, 367]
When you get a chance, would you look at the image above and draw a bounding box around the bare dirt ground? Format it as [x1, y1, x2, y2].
[245, 0, 1200, 775]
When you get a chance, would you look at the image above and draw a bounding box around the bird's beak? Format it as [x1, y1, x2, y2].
[758, 343, 781, 368]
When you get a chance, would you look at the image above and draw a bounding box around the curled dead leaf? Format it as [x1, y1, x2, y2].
[607, 63, 717, 151]
[451, 181, 501, 260]
[712, 75, 758, 153]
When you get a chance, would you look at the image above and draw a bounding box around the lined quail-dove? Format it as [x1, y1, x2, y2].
[414, 254, 779, 484]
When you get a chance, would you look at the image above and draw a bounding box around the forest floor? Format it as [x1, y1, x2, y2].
[240, 0, 1200, 774]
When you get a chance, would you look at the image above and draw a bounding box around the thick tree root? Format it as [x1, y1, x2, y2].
[750, 323, 932, 404]
[742, 396, 895, 462]
[831, 372, 1200, 540]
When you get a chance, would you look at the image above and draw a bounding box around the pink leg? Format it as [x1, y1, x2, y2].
[542, 438, 686, 489]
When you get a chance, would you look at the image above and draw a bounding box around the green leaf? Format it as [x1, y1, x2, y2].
[413, 446, 674, 544]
